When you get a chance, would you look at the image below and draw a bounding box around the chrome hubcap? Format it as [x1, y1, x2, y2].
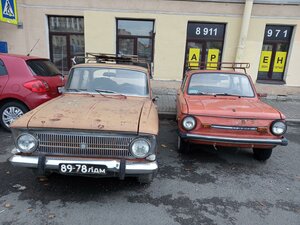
[2, 106, 24, 127]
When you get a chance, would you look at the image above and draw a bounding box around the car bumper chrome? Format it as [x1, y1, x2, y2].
[179, 133, 288, 146]
[9, 154, 158, 175]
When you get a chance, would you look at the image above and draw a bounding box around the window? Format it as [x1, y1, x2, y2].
[48, 16, 85, 75]
[0, 59, 8, 75]
[185, 22, 226, 72]
[116, 19, 154, 63]
[257, 25, 293, 82]
[27, 59, 61, 76]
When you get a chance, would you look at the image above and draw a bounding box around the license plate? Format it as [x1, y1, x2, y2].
[59, 164, 107, 175]
[57, 86, 64, 93]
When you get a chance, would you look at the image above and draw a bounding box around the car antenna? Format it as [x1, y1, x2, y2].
[27, 39, 40, 56]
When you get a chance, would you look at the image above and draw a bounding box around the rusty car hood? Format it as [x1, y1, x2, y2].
[186, 97, 282, 119]
[16, 94, 157, 134]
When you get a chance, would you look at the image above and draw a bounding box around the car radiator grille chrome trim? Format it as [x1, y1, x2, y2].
[33, 132, 134, 158]
[211, 125, 257, 131]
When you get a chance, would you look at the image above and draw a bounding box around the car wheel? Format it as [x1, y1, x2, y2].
[253, 148, 273, 161]
[177, 136, 191, 154]
[0, 101, 28, 131]
[138, 173, 154, 184]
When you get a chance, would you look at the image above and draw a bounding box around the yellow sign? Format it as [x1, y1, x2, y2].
[258, 51, 272, 72]
[188, 48, 200, 68]
[207, 49, 219, 70]
[273, 51, 287, 73]
[0, 0, 18, 25]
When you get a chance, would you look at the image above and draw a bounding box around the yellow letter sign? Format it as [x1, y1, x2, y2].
[188, 48, 200, 68]
[259, 51, 272, 72]
[207, 49, 219, 70]
[273, 51, 287, 73]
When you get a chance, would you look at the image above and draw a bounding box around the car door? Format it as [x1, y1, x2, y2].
[0, 58, 9, 96]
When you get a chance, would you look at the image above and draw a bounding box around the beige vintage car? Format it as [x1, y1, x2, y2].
[9, 55, 159, 183]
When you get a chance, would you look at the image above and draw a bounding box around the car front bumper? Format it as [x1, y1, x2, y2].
[9, 154, 158, 177]
[179, 132, 288, 146]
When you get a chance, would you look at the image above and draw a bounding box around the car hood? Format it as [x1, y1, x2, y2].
[186, 97, 282, 119]
[18, 94, 156, 134]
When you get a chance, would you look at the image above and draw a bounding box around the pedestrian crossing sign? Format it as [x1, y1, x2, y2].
[0, 0, 18, 25]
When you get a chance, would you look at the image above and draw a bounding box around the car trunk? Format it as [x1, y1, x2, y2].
[26, 59, 64, 97]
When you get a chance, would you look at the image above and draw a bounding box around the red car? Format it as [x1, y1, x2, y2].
[176, 64, 288, 161]
[0, 54, 64, 131]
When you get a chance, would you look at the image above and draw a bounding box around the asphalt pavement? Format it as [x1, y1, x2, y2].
[1, 121, 300, 225]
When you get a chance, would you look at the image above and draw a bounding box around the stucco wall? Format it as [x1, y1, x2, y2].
[0, 0, 299, 85]
[85, 11, 242, 81]
[84, 11, 300, 85]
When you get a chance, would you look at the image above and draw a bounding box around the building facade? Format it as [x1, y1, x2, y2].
[1, 0, 300, 86]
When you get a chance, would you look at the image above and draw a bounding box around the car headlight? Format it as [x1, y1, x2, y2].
[182, 116, 196, 131]
[130, 138, 150, 158]
[271, 120, 287, 136]
[16, 133, 38, 153]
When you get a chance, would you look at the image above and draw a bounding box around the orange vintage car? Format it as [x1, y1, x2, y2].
[176, 63, 288, 161]
[9, 54, 159, 183]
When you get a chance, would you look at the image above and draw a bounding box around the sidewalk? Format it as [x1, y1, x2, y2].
[151, 80, 300, 123]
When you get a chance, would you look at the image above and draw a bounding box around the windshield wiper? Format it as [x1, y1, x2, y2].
[66, 88, 87, 92]
[196, 91, 215, 95]
[214, 93, 241, 98]
[94, 89, 127, 98]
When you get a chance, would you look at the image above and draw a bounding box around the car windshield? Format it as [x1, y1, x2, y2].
[66, 67, 149, 96]
[187, 72, 255, 97]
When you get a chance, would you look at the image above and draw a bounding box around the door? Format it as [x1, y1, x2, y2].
[50, 35, 68, 74]
[184, 22, 226, 72]
[48, 16, 84, 75]
[257, 25, 293, 82]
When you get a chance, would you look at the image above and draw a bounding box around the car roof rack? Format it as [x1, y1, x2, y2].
[187, 62, 250, 73]
[73, 52, 147, 66]
[72, 52, 153, 77]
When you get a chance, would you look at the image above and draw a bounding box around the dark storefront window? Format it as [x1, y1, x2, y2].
[116, 19, 154, 63]
[257, 25, 293, 83]
[185, 22, 226, 72]
[48, 16, 85, 74]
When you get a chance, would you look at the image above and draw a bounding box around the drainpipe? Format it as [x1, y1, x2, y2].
[235, 0, 254, 62]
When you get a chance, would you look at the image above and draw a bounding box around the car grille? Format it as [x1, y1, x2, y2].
[33, 132, 135, 158]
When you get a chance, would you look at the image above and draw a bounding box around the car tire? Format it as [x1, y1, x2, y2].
[177, 136, 191, 154]
[253, 148, 273, 161]
[138, 173, 154, 184]
[0, 101, 28, 131]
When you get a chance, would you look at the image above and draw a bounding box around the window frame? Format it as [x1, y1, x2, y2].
[184, 22, 226, 74]
[257, 25, 293, 82]
[48, 15, 84, 73]
[116, 18, 155, 63]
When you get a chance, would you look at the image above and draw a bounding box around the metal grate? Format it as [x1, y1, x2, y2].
[34, 132, 134, 158]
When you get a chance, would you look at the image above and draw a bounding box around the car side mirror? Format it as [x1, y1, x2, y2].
[152, 96, 159, 102]
[257, 93, 267, 98]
